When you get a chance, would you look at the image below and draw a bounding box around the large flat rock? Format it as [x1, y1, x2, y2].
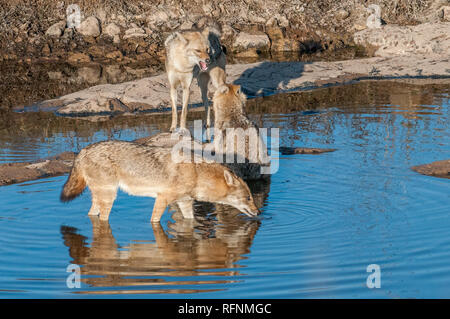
[31, 53, 450, 117]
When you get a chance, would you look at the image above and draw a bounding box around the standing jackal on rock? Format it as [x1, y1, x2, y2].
[60, 141, 259, 222]
[164, 19, 226, 133]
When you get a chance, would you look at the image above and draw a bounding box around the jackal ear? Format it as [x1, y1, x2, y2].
[217, 85, 229, 95]
[175, 32, 187, 45]
[202, 27, 210, 38]
[232, 85, 241, 95]
[224, 170, 237, 187]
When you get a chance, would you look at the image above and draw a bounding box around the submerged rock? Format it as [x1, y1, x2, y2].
[0, 152, 76, 186]
[278, 147, 336, 155]
[411, 160, 450, 179]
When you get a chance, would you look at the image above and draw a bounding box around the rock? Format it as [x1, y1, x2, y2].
[77, 66, 101, 84]
[233, 32, 270, 55]
[96, 8, 107, 24]
[67, 52, 92, 64]
[104, 23, 121, 37]
[248, 15, 266, 24]
[266, 17, 278, 27]
[76, 16, 101, 37]
[179, 21, 194, 30]
[276, 15, 290, 28]
[366, 4, 382, 29]
[136, 52, 152, 61]
[279, 147, 336, 155]
[336, 9, 350, 20]
[0, 153, 76, 186]
[105, 65, 126, 82]
[47, 71, 63, 80]
[41, 43, 51, 55]
[36, 54, 450, 117]
[106, 50, 123, 61]
[62, 28, 74, 39]
[354, 23, 450, 57]
[353, 23, 367, 31]
[442, 6, 450, 21]
[221, 23, 235, 39]
[123, 27, 146, 39]
[45, 21, 66, 37]
[266, 26, 301, 52]
[146, 11, 170, 27]
[57, 97, 129, 116]
[411, 159, 450, 179]
[87, 45, 105, 58]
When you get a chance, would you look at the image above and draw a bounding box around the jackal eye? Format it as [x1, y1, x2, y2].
[247, 196, 251, 201]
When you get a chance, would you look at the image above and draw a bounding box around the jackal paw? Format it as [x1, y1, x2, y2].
[176, 127, 191, 137]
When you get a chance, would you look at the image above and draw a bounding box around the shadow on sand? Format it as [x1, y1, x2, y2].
[233, 61, 308, 97]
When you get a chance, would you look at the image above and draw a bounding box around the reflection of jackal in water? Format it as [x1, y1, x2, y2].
[60, 140, 259, 222]
[60, 213, 260, 292]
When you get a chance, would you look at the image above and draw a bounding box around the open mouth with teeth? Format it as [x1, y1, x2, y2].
[199, 61, 208, 71]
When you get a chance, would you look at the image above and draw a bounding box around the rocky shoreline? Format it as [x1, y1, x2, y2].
[1, 1, 449, 66]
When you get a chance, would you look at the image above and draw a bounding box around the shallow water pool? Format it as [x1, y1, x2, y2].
[0, 81, 449, 298]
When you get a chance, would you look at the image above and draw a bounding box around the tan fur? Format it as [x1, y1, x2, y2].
[60, 164, 86, 202]
[165, 22, 226, 134]
[213, 84, 270, 180]
[60, 141, 258, 222]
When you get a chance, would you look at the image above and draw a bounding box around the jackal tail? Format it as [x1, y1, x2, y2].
[60, 164, 86, 202]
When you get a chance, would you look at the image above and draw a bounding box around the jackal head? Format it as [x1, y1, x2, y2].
[219, 170, 260, 217]
[173, 30, 211, 71]
[213, 84, 247, 113]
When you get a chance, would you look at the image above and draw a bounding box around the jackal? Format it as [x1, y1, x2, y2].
[164, 18, 226, 133]
[60, 141, 259, 222]
[212, 83, 270, 180]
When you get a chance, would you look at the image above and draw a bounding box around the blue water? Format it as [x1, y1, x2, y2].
[0, 82, 449, 298]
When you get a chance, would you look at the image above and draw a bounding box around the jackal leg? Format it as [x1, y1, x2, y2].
[88, 192, 100, 216]
[151, 222, 169, 246]
[169, 85, 178, 132]
[179, 75, 193, 130]
[198, 72, 211, 140]
[151, 195, 168, 223]
[177, 199, 195, 219]
[88, 187, 117, 221]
